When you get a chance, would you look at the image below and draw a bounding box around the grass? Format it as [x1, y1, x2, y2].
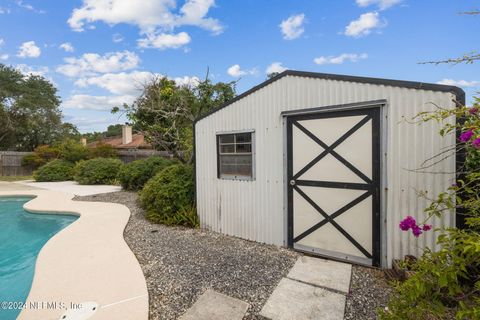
[0, 175, 33, 182]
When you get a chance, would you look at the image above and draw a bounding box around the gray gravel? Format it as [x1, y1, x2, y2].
[344, 265, 393, 320]
[74, 191, 298, 320]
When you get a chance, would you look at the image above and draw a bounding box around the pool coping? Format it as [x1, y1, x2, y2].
[0, 190, 148, 320]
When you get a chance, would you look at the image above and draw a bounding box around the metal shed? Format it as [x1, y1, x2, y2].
[194, 70, 464, 268]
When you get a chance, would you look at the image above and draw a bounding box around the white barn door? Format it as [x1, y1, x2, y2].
[286, 107, 381, 266]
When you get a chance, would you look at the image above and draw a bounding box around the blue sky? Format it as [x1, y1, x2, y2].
[0, 0, 478, 132]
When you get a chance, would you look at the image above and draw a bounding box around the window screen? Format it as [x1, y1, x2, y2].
[217, 132, 254, 179]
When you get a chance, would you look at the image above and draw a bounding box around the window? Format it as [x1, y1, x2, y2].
[217, 132, 254, 179]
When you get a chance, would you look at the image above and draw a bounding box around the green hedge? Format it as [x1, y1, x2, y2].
[117, 156, 175, 191]
[87, 142, 118, 159]
[57, 139, 89, 163]
[22, 145, 60, 169]
[33, 160, 75, 182]
[74, 158, 123, 185]
[139, 164, 197, 227]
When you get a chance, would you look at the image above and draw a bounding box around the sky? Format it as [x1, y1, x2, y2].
[0, 0, 479, 133]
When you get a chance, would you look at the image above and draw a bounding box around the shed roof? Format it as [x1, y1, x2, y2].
[195, 70, 465, 124]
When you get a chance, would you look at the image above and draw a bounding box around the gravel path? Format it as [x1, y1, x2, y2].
[344, 265, 393, 320]
[74, 191, 299, 320]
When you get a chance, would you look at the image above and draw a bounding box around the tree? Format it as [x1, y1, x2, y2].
[113, 74, 236, 163]
[82, 124, 127, 142]
[267, 72, 280, 79]
[106, 124, 123, 137]
[58, 122, 81, 141]
[0, 64, 74, 151]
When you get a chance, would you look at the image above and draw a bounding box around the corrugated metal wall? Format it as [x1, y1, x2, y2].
[195, 75, 456, 267]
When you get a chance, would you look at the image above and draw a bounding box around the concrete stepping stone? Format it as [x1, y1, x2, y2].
[180, 289, 249, 320]
[287, 256, 352, 294]
[260, 278, 346, 320]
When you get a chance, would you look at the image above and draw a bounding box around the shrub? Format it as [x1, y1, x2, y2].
[74, 158, 123, 185]
[22, 145, 60, 169]
[33, 160, 74, 182]
[57, 139, 89, 163]
[117, 156, 175, 191]
[88, 142, 118, 159]
[379, 101, 480, 319]
[139, 164, 196, 226]
[158, 204, 199, 228]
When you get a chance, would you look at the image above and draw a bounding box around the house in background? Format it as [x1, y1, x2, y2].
[86, 125, 152, 150]
[85, 125, 163, 163]
[194, 70, 464, 268]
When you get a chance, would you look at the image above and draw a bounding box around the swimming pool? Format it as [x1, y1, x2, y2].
[0, 197, 78, 320]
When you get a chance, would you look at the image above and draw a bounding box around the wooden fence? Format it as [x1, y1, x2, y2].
[116, 150, 174, 163]
[0, 149, 174, 176]
[0, 151, 33, 176]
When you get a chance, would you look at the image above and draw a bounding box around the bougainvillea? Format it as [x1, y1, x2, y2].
[460, 129, 474, 142]
[381, 99, 480, 319]
[399, 216, 432, 237]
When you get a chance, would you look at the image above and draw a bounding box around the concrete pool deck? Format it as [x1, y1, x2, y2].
[0, 186, 148, 320]
[17, 180, 122, 196]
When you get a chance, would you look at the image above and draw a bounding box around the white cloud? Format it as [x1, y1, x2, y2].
[65, 116, 113, 127]
[63, 94, 136, 111]
[0, 7, 11, 14]
[68, 0, 222, 34]
[173, 75, 200, 87]
[227, 64, 257, 77]
[75, 71, 156, 95]
[345, 12, 383, 38]
[314, 53, 368, 65]
[177, 0, 223, 35]
[112, 33, 124, 43]
[0, 38, 4, 46]
[17, 41, 41, 58]
[76, 71, 200, 95]
[15, 64, 49, 78]
[138, 32, 191, 50]
[279, 14, 305, 40]
[59, 42, 75, 52]
[437, 79, 480, 88]
[266, 62, 288, 75]
[56, 51, 140, 77]
[15, 0, 45, 13]
[356, 0, 402, 10]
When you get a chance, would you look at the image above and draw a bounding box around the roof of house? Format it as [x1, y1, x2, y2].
[194, 70, 465, 124]
[87, 133, 152, 149]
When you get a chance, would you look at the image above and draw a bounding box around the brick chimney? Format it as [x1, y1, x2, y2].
[122, 125, 133, 145]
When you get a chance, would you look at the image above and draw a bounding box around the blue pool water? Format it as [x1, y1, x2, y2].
[0, 197, 77, 320]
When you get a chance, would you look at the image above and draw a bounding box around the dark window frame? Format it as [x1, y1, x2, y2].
[216, 131, 255, 180]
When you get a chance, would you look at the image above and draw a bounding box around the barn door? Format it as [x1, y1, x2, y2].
[287, 107, 381, 266]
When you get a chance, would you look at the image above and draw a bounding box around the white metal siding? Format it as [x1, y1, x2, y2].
[195, 75, 456, 267]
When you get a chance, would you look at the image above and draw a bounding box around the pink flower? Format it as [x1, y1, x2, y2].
[469, 107, 478, 115]
[399, 216, 432, 237]
[472, 138, 480, 149]
[412, 225, 423, 237]
[422, 224, 432, 231]
[460, 129, 474, 142]
[399, 216, 416, 231]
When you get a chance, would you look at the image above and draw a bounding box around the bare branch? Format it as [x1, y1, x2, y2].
[419, 52, 480, 65]
[459, 10, 480, 15]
